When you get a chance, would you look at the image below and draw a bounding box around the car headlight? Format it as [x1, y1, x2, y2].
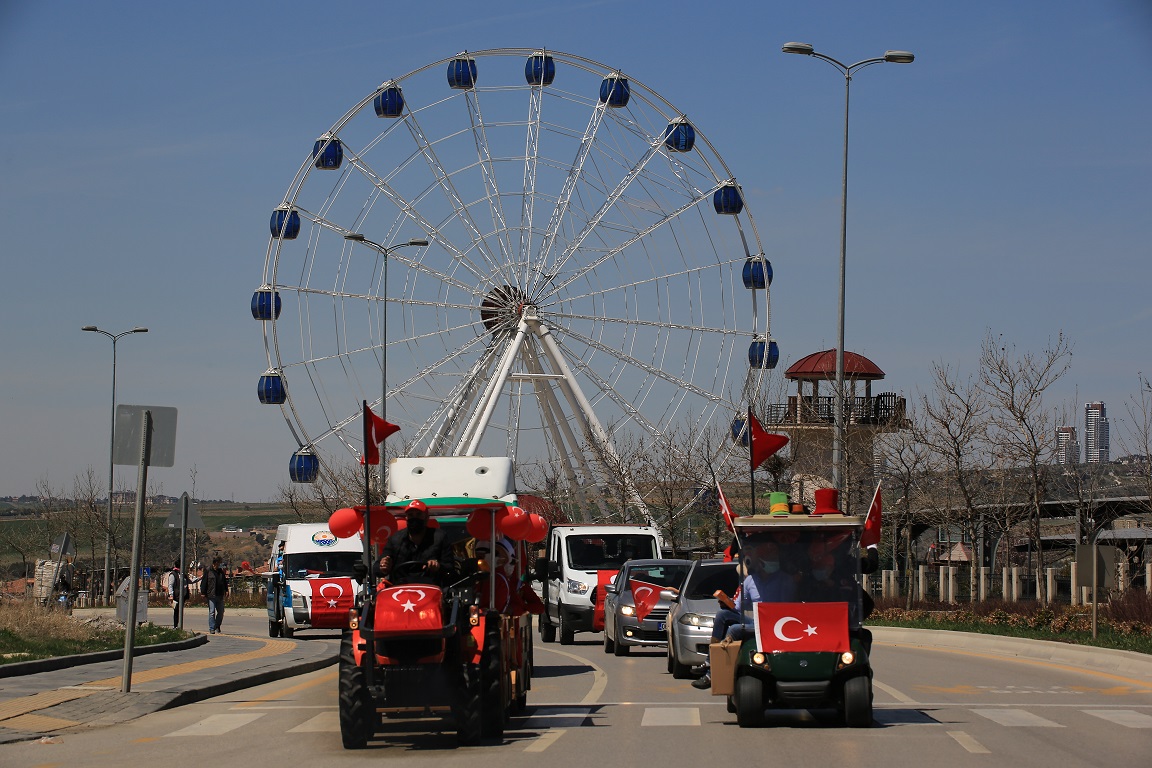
[621, 605, 635, 617]
[678, 612, 714, 628]
[566, 578, 589, 595]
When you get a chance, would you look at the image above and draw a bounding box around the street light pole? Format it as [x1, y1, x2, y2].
[82, 325, 148, 605]
[781, 42, 914, 498]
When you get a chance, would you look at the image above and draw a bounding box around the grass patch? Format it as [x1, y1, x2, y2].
[0, 599, 190, 664]
[871, 593, 1152, 655]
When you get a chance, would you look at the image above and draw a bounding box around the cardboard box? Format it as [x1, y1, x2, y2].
[709, 640, 741, 696]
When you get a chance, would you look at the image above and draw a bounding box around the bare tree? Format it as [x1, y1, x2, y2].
[979, 331, 1072, 602]
[873, 406, 930, 595]
[1120, 373, 1152, 515]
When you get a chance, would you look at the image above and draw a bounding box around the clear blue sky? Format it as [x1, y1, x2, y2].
[2, 1, 1149, 502]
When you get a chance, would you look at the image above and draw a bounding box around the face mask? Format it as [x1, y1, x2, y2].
[407, 517, 427, 534]
[760, 561, 780, 575]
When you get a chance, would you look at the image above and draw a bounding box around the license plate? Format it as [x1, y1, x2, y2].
[657, 622, 666, 632]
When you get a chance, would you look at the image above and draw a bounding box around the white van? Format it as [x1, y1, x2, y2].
[266, 523, 363, 637]
[536, 524, 663, 644]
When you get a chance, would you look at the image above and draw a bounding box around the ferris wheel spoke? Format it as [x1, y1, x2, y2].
[544, 310, 751, 339]
[542, 180, 726, 299]
[464, 89, 516, 274]
[402, 110, 504, 277]
[519, 83, 545, 287]
[531, 100, 611, 294]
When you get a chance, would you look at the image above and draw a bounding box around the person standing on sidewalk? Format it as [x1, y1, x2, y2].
[202, 557, 228, 634]
[167, 559, 193, 628]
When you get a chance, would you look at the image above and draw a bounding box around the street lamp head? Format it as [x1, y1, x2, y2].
[884, 50, 915, 64]
[407, 238, 430, 247]
[131, 327, 148, 334]
[782, 42, 814, 55]
[344, 233, 366, 242]
[82, 325, 98, 332]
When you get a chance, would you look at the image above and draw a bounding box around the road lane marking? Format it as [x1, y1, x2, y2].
[536, 646, 607, 705]
[873, 679, 918, 704]
[164, 712, 265, 736]
[521, 706, 594, 729]
[1082, 709, 1152, 728]
[972, 708, 1063, 727]
[288, 711, 340, 732]
[524, 728, 566, 752]
[234, 668, 337, 707]
[641, 707, 699, 726]
[947, 730, 990, 753]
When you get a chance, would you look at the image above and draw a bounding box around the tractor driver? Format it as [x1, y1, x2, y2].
[376, 500, 457, 586]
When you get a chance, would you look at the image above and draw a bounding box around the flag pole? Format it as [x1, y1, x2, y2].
[748, 406, 757, 517]
[362, 401, 373, 574]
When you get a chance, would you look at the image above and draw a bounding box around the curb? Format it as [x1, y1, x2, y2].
[872, 626, 1152, 683]
[0, 634, 209, 678]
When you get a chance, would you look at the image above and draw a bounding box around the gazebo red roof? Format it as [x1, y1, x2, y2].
[784, 349, 885, 381]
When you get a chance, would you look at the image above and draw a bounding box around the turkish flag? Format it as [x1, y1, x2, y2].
[593, 570, 618, 631]
[629, 579, 662, 622]
[754, 601, 850, 654]
[861, 482, 882, 548]
[716, 481, 737, 533]
[748, 409, 789, 470]
[361, 401, 400, 465]
[309, 577, 356, 628]
[375, 584, 443, 634]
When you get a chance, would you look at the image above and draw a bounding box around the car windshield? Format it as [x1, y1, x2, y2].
[624, 562, 692, 589]
[684, 563, 741, 600]
[283, 552, 361, 578]
[566, 534, 658, 570]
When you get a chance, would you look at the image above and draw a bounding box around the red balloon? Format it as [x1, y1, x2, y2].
[525, 513, 548, 543]
[329, 507, 362, 539]
[366, 507, 398, 545]
[500, 506, 531, 540]
[465, 509, 493, 539]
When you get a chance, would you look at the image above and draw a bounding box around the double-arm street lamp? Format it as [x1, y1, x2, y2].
[781, 42, 914, 497]
[343, 234, 430, 410]
[82, 325, 148, 604]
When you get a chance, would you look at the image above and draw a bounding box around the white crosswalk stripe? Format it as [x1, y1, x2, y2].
[288, 711, 340, 732]
[972, 709, 1064, 727]
[165, 712, 265, 737]
[1081, 709, 1152, 728]
[641, 707, 700, 726]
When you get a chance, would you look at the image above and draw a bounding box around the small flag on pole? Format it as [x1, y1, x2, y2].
[361, 402, 399, 465]
[861, 481, 883, 548]
[748, 409, 789, 469]
[717, 481, 737, 533]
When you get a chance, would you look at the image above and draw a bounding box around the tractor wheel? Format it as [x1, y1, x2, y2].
[454, 663, 482, 746]
[337, 631, 372, 749]
[843, 675, 874, 728]
[480, 614, 507, 740]
[734, 675, 765, 728]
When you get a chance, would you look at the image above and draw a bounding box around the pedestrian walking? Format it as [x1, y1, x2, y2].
[166, 559, 192, 628]
[201, 556, 228, 634]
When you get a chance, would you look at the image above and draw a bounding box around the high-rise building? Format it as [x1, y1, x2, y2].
[1084, 402, 1110, 464]
[1056, 426, 1080, 465]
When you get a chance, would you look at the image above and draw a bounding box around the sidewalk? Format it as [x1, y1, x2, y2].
[0, 608, 337, 745]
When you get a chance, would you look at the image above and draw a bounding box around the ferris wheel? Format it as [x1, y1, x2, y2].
[253, 48, 778, 517]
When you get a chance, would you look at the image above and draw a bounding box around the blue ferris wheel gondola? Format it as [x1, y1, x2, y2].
[599, 75, 630, 108]
[258, 370, 286, 405]
[251, 287, 281, 321]
[312, 134, 343, 170]
[731, 416, 749, 447]
[525, 52, 555, 86]
[373, 83, 405, 117]
[742, 256, 772, 289]
[289, 450, 319, 484]
[448, 56, 477, 89]
[714, 183, 744, 215]
[269, 206, 300, 240]
[663, 119, 695, 153]
[749, 339, 780, 370]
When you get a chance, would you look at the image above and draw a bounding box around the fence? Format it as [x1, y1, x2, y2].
[868, 561, 1152, 604]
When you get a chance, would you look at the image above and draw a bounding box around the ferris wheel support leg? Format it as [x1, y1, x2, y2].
[461, 319, 530, 456]
[530, 318, 653, 526]
[426, 350, 496, 456]
[520, 344, 604, 521]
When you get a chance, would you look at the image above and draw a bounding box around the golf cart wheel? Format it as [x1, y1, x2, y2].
[337, 631, 372, 749]
[843, 675, 874, 728]
[734, 675, 765, 728]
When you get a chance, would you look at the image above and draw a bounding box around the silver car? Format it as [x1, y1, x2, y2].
[602, 559, 692, 656]
[665, 559, 740, 678]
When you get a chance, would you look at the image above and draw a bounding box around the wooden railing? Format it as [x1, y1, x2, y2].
[760, 393, 908, 428]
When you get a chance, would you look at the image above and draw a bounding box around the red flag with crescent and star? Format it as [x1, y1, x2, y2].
[375, 584, 443, 633]
[629, 579, 662, 622]
[753, 601, 849, 654]
[308, 577, 356, 628]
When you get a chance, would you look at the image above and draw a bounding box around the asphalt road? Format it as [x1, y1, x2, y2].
[2, 617, 1149, 767]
